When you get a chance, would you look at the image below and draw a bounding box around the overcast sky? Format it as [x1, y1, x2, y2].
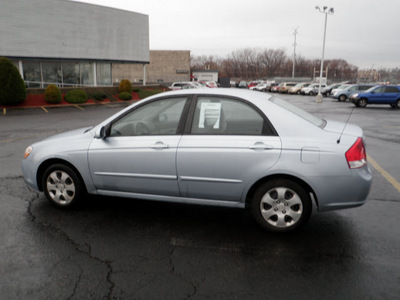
[73, 0, 400, 69]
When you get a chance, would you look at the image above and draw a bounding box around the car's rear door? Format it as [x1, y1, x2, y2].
[176, 95, 281, 202]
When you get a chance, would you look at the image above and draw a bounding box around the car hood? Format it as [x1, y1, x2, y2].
[323, 119, 362, 137]
[42, 126, 94, 142]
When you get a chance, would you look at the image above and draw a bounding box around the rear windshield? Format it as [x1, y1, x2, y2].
[269, 97, 327, 128]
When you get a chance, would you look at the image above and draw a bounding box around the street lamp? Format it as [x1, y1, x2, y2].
[315, 6, 334, 103]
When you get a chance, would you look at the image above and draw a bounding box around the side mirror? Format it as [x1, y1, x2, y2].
[95, 126, 106, 139]
[95, 124, 111, 139]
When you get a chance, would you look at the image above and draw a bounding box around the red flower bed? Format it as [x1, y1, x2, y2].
[1, 92, 140, 108]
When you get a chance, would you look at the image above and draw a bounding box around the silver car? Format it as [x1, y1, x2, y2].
[22, 89, 372, 232]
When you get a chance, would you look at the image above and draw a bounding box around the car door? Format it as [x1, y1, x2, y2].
[368, 86, 386, 103]
[88, 96, 189, 197]
[177, 96, 281, 202]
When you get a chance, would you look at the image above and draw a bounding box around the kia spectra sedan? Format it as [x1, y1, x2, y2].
[22, 89, 372, 232]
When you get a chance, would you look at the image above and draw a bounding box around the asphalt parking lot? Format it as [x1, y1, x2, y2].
[1, 93, 399, 299]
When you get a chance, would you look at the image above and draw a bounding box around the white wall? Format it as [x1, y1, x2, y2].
[0, 0, 149, 63]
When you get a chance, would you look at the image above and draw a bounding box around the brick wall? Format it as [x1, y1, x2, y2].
[113, 50, 190, 85]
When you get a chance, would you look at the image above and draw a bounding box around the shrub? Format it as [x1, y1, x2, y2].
[118, 92, 132, 100]
[118, 79, 132, 93]
[0, 57, 26, 105]
[44, 84, 62, 104]
[138, 89, 163, 99]
[132, 87, 140, 93]
[93, 91, 107, 101]
[65, 90, 88, 104]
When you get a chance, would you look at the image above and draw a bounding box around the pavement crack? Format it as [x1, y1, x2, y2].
[26, 200, 116, 299]
[370, 197, 400, 203]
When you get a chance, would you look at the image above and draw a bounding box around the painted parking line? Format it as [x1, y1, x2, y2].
[368, 154, 400, 193]
[41, 106, 48, 113]
[73, 105, 84, 110]
[0, 130, 60, 144]
[3, 108, 6, 115]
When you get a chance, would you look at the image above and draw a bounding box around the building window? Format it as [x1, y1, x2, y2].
[96, 63, 112, 86]
[81, 62, 95, 86]
[23, 61, 41, 88]
[42, 62, 62, 87]
[62, 62, 80, 86]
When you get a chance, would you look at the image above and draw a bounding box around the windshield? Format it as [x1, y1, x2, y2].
[269, 97, 326, 128]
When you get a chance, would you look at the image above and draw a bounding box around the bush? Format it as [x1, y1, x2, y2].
[118, 79, 132, 93]
[118, 92, 132, 100]
[65, 90, 88, 104]
[0, 57, 26, 105]
[132, 87, 140, 93]
[138, 89, 163, 99]
[93, 91, 107, 101]
[44, 84, 62, 103]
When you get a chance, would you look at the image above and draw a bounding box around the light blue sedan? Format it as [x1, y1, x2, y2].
[22, 89, 372, 232]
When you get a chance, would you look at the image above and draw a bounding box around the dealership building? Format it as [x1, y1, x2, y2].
[0, 0, 190, 87]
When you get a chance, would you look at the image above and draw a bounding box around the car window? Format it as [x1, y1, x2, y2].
[110, 97, 187, 136]
[270, 97, 326, 128]
[191, 97, 266, 135]
[385, 86, 399, 93]
[373, 86, 385, 93]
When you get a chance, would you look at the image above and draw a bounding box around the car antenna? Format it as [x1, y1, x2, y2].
[337, 106, 355, 144]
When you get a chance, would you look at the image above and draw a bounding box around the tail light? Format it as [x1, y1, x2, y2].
[345, 137, 367, 169]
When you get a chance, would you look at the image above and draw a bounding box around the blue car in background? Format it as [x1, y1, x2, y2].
[349, 85, 400, 108]
[331, 84, 376, 102]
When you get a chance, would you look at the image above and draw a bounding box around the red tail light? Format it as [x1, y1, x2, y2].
[345, 138, 367, 169]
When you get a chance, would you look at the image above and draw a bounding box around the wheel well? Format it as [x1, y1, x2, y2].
[245, 174, 318, 208]
[36, 159, 86, 193]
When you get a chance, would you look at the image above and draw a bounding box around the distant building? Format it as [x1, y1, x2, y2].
[358, 69, 381, 82]
[0, 0, 149, 87]
[113, 51, 191, 85]
[192, 69, 219, 82]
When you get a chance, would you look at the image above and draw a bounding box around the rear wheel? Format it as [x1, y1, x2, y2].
[338, 95, 346, 102]
[395, 100, 400, 109]
[357, 98, 368, 108]
[251, 179, 312, 232]
[42, 164, 84, 208]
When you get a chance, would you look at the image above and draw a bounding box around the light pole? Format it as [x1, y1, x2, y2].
[315, 6, 334, 103]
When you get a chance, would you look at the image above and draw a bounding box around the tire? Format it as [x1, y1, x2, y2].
[251, 179, 312, 233]
[42, 164, 84, 208]
[395, 99, 400, 109]
[309, 91, 314, 96]
[357, 98, 368, 108]
[297, 90, 301, 95]
[338, 95, 346, 102]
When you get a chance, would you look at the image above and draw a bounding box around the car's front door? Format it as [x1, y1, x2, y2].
[88, 97, 189, 196]
[177, 96, 282, 202]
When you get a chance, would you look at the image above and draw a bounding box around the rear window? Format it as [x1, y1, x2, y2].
[269, 97, 327, 128]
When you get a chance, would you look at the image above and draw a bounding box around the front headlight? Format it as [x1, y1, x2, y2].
[24, 146, 33, 159]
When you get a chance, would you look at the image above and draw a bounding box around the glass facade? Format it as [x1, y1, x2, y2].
[96, 63, 112, 86]
[16, 60, 112, 88]
[23, 62, 41, 88]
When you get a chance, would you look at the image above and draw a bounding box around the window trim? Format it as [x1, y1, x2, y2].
[183, 94, 278, 136]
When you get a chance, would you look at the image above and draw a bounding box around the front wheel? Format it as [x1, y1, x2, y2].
[395, 99, 400, 109]
[357, 98, 368, 108]
[338, 95, 346, 102]
[309, 91, 314, 96]
[251, 179, 312, 232]
[42, 164, 84, 208]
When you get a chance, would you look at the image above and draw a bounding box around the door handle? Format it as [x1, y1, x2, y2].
[151, 141, 169, 149]
[249, 143, 273, 150]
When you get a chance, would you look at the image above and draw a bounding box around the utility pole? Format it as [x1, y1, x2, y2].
[292, 27, 299, 78]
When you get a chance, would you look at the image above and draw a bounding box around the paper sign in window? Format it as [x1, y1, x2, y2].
[199, 103, 221, 129]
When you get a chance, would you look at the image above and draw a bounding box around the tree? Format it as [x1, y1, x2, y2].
[0, 57, 26, 105]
